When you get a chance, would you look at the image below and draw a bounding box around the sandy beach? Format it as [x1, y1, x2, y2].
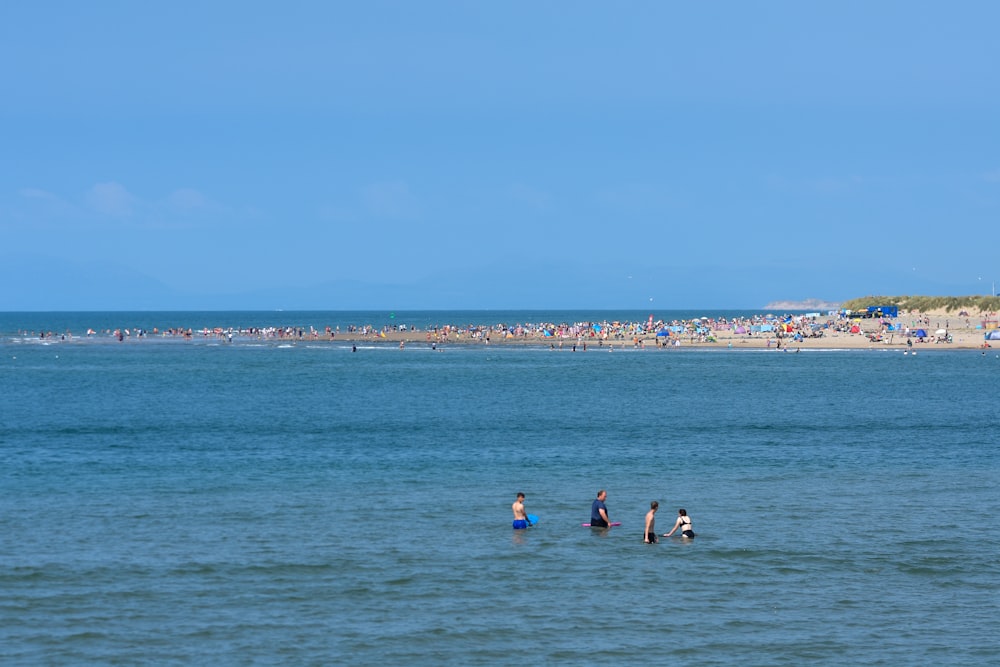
[14, 308, 998, 350]
[233, 308, 997, 351]
[347, 308, 994, 351]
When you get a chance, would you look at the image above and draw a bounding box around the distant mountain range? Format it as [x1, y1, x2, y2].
[1, 252, 848, 311]
[763, 299, 840, 311]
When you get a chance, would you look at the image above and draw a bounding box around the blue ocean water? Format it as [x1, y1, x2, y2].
[1, 312, 998, 665]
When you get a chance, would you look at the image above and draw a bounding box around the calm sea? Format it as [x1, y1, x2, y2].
[2, 311, 998, 665]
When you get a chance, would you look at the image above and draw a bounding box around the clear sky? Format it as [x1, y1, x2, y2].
[2, 2, 999, 311]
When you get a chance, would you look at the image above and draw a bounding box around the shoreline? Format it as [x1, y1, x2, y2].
[6, 308, 996, 351]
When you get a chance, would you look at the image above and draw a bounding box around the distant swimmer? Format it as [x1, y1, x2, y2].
[663, 508, 695, 539]
[590, 490, 611, 528]
[644, 501, 659, 543]
[512, 492, 531, 529]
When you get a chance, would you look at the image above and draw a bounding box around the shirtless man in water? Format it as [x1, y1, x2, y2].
[644, 501, 659, 543]
[512, 492, 530, 529]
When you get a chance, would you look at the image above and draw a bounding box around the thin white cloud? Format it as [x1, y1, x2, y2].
[807, 176, 861, 195]
[596, 183, 672, 211]
[764, 174, 861, 195]
[362, 181, 417, 219]
[19, 187, 58, 200]
[166, 188, 209, 211]
[9, 187, 76, 225]
[509, 183, 553, 210]
[318, 204, 358, 222]
[320, 182, 421, 223]
[87, 181, 136, 217]
[10, 182, 237, 231]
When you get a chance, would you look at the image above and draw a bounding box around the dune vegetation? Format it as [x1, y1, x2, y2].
[841, 295, 1000, 313]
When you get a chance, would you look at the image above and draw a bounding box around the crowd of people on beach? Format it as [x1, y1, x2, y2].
[12, 312, 839, 343]
[511, 490, 696, 543]
[15, 308, 998, 348]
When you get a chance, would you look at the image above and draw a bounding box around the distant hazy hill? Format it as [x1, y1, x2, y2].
[763, 298, 840, 311]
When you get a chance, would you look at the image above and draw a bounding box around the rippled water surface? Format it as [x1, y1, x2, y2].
[2, 319, 999, 665]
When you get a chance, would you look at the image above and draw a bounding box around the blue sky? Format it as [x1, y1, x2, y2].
[2, 2, 999, 310]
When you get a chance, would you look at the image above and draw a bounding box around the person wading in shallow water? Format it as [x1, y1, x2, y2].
[512, 492, 531, 529]
[644, 501, 659, 543]
[664, 508, 695, 539]
[590, 489, 610, 528]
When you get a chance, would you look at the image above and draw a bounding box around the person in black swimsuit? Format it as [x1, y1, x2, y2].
[663, 508, 695, 539]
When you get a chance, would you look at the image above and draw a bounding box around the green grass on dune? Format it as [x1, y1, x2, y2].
[841, 295, 1000, 314]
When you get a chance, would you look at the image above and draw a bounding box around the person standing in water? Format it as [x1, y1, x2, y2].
[644, 501, 659, 543]
[663, 508, 695, 539]
[590, 490, 610, 528]
[512, 492, 530, 529]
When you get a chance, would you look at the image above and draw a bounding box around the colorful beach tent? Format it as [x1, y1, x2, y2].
[986, 330, 1000, 341]
[913, 329, 927, 337]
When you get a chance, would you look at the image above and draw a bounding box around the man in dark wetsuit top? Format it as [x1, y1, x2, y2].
[590, 489, 610, 528]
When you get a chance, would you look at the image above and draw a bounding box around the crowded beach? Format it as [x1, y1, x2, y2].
[14, 307, 1000, 350]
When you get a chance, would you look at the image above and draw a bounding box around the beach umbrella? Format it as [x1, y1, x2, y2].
[656, 329, 670, 337]
[734, 326, 747, 334]
[935, 329, 947, 335]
